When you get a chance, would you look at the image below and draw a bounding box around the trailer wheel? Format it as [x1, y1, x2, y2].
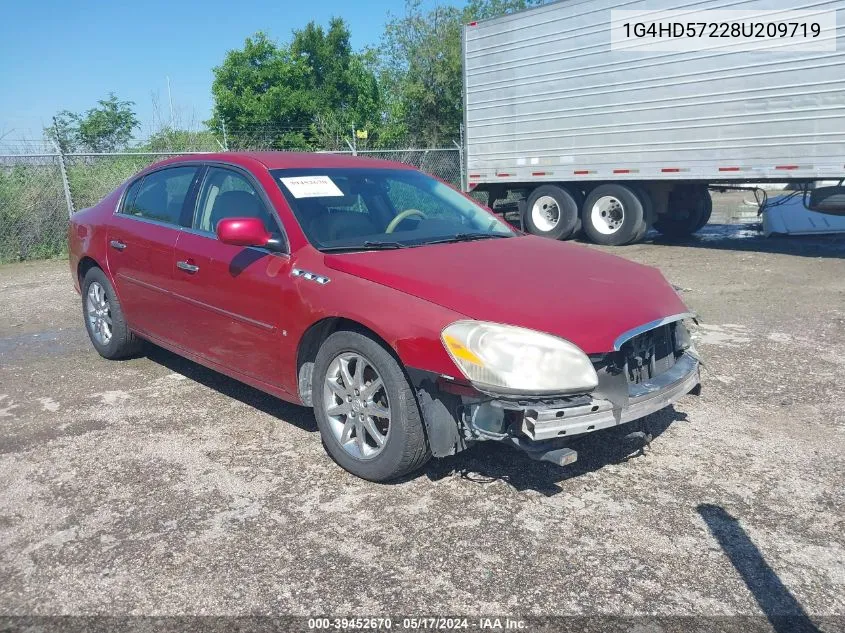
[629, 185, 654, 242]
[694, 188, 713, 231]
[654, 185, 709, 238]
[581, 184, 646, 246]
[523, 185, 579, 240]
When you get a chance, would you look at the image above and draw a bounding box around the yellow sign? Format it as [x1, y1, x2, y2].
[355, 129, 368, 139]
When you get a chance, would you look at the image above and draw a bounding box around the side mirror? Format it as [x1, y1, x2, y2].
[216, 217, 272, 248]
[808, 185, 845, 216]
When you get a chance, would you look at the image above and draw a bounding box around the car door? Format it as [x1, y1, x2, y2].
[106, 165, 201, 343]
[171, 165, 292, 383]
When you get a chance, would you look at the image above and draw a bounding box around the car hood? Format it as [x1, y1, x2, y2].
[323, 236, 690, 354]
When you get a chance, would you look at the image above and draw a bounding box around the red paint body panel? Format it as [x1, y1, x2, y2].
[68, 152, 693, 406]
[171, 232, 291, 387]
[106, 216, 185, 340]
[68, 188, 123, 292]
[216, 217, 271, 247]
[323, 236, 689, 354]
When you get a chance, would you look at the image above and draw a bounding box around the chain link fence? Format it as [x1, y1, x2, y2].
[0, 155, 68, 263]
[0, 147, 462, 263]
[324, 148, 463, 187]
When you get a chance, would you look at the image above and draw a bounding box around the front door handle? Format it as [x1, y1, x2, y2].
[176, 260, 199, 273]
[109, 240, 126, 251]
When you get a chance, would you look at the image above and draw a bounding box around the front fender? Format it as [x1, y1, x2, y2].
[280, 264, 469, 399]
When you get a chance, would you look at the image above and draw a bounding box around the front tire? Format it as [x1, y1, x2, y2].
[581, 184, 646, 246]
[313, 331, 430, 482]
[81, 267, 141, 359]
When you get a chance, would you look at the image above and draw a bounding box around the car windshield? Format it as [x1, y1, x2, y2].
[271, 168, 517, 251]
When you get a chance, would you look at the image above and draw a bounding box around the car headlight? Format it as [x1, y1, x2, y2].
[441, 320, 598, 395]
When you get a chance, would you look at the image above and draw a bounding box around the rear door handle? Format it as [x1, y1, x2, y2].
[109, 240, 126, 251]
[176, 260, 199, 273]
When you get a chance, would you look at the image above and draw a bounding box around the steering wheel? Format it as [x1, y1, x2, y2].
[385, 208, 427, 233]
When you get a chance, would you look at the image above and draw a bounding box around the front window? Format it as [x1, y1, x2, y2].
[271, 168, 517, 251]
[193, 167, 277, 234]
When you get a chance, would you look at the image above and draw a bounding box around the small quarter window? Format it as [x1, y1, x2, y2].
[122, 166, 198, 225]
[122, 178, 143, 213]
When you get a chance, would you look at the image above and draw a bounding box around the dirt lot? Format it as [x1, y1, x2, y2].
[1, 194, 844, 630]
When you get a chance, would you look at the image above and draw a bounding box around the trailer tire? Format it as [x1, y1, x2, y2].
[523, 185, 579, 240]
[694, 188, 713, 231]
[581, 184, 646, 246]
[629, 185, 654, 242]
[654, 185, 709, 238]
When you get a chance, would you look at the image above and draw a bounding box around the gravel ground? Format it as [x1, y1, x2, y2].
[1, 193, 844, 631]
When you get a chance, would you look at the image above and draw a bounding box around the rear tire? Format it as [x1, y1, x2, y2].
[629, 185, 654, 242]
[581, 184, 646, 246]
[313, 331, 431, 482]
[694, 187, 713, 231]
[523, 185, 579, 240]
[654, 185, 710, 237]
[81, 267, 141, 360]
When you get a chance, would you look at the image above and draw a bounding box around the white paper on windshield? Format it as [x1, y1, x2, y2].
[280, 175, 344, 198]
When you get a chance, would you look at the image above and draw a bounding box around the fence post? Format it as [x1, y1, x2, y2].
[346, 125, 357, 156]
[51, 137, 74, 218]
[456, 123, 466, 192]
[453, 142, 465, 191]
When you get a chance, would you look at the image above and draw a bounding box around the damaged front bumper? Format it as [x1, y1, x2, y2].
[517, 353, 700, 442]
[410, 324, 701, 467]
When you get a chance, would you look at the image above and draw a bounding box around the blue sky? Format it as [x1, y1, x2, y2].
[0, 0, 449, 144]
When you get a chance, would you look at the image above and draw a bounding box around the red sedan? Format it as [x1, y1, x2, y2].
[68, 152, 700, 481]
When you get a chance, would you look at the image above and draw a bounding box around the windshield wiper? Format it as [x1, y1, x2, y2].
[424, 232, 513, 245]
[321, 240, 409, 253]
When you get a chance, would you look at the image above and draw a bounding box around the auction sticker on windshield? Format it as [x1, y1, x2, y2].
[280, 175, 344, 198]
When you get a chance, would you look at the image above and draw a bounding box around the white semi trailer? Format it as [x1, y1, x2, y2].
[462, 0, 845, 244]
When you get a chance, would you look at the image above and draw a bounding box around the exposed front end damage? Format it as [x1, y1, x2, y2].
[410, 318, 701, 467]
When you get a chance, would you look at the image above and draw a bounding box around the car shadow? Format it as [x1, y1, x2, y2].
[143, 342, 688, 491]
[420, 405, 688, 496]
[143, 343, 318, 433]
[697, 504, 822, 633]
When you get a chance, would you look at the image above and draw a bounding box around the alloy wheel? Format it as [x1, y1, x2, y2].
[86, 281, 112, 345]
[323, 352, 391, 460]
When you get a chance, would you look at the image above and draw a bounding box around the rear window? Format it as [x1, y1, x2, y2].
[122, 166, 198, 225]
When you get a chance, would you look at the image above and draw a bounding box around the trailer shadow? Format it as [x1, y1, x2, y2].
[642, 223, 845, 259]
[697, 504, 822, 633]
[422, 405, 688, 496]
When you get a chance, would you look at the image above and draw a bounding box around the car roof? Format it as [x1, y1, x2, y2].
[149, 151, 417, 173]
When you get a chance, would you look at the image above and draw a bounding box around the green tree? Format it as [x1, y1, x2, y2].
[45, 94, 139, 152]
[379, 0, 546, 146]
[48, 111, 78, 153]
[293, 19, 382, 146]
[209, 22, 381, 150]
[208, 32, 314, 149]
